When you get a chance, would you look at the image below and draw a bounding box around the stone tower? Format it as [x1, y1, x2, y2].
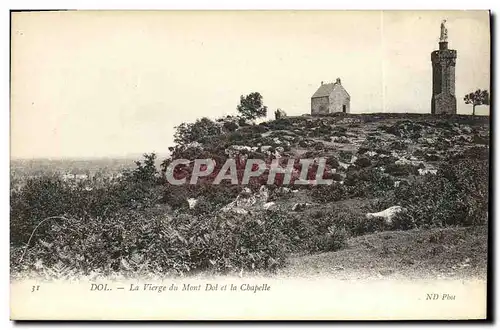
[431, 20, 457, 114]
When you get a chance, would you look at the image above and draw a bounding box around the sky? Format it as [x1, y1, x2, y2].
[10, 10, 490, 159]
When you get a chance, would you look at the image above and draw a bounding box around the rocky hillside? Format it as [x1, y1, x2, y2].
[166, 113, 489, 217]
[11, 112, 490, 278]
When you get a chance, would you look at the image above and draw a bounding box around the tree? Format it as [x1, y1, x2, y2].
[125, 153, 158, 183]
[237, 92, 268, 120]
[173, 117, 222, 146]
[464, 89, 490, 116]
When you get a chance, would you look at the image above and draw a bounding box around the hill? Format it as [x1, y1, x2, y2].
[10, 113, 490, 280]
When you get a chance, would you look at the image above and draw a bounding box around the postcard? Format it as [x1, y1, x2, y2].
[10, 10, 490, 320]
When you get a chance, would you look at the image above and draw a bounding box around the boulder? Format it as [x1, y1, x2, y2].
[187, 198, 198, 209]
[365, 206, 406, 225]
[263, 202, 277, 210]
[418, 168, 438, 176]
[292, 202, 310, 212]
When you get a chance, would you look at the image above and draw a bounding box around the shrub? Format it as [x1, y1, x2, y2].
[311, 184, 347, 203]
[473, 134, 489, 145]
[306, 225, 348, 253]
[384, 163, 419, 177]
[358, 147, 370, 155]
[452, 146, 489, 161]
[326, 158, 340, 169]
[343, 168, 394, 198]
[13, 210, 294, 276]
[389, 211, 417, 231]
[174, 118, 222, 146]
[10, 174, 160, 246]
[354, 157, 371, 168]
[390, 141, 408, 150]
[424, 153, 440, 161]
[123, 153, 159, 183]
[223, 121, 239, 132]
[314, 142, 325, 150]
[389, 159, 488, 228]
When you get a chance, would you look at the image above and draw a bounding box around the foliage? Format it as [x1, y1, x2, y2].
[123, 153, 159, 183]
[10, 176, 160, 246]
[236, 92, 268, 120]
[354, 157, 371, 168]
[384, 163, 420, 177]
[389, 159, 488, 228]
[10, 154, 163, 246]
[12, 210, 303, 276]
[311, 184, 347, 203]
[464, 89, 490, 115]
[173, 117, 222, 146]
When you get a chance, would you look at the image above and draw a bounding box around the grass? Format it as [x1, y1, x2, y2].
[280, 225, 488, 280]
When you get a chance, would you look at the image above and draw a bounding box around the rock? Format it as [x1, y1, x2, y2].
[187, 198, 198, 209]
[220, 204, 249, 215]
[274, 108, 287, 119]
[395, 158, 412, 165]
[263, 202, 277, 210]
[418, 168, 438, 176]
[258, 185, 269, 203]
[365, 206, 406, 225]
[462, 125, 472, 134]
[292, 202, 310, 212]
[225, 145, 258, 157]
[338, 162, 349, 170]
[220, 185, 270, 213]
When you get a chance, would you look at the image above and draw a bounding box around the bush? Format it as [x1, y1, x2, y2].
[13, 210, 293, 276]
[390, 141, 408, 150]
[424, 153, 440, 161]
[385, 163, 419, 177]
[174, 118, 222, 146]
[311, 184, 347, 203]
[10, 175, 159, 246]
[388, 159, 488, 228]
[342, 168, 394, 198]
[223, 121, 239, 132]
[306, 225, 348, 253]
[354, 157, 371, 168]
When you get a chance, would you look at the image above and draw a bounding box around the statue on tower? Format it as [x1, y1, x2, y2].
[440, 19, 448, 42]
[431, 19, 457, 115]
